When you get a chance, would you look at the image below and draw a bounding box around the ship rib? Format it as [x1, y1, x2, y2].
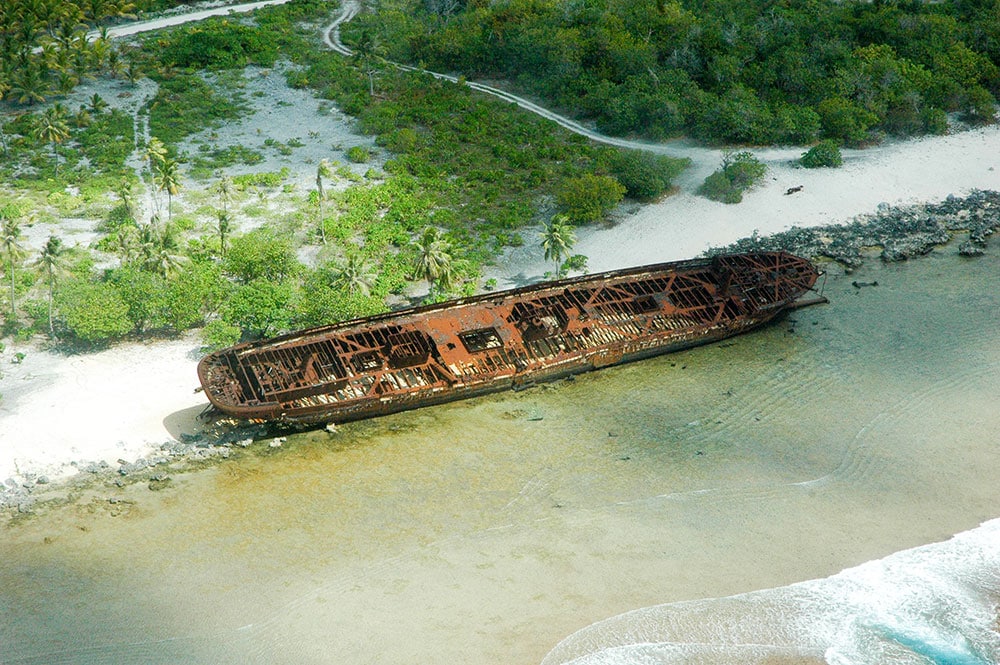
[197, 252, 822, 425]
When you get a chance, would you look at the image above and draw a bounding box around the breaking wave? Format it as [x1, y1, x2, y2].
[543, 519, 1000, 665]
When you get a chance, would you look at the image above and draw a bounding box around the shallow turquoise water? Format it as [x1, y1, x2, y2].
[2, 249, 999, 665]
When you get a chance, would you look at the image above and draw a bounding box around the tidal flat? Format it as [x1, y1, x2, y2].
[2, 248, 999, 664]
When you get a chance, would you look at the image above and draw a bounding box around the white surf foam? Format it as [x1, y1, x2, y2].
[543, 519, 1000, 665]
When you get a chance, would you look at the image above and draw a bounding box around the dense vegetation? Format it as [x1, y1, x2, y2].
[0, 0, 200, 107]
[4, 0, 999, 352]
[349, 0, 1000, 145]
[1, 0, 688, 350]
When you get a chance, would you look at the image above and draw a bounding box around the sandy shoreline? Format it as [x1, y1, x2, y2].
[2, 121, 999, 488]
[491, 124, 1000, 285]
[1, 0, 997, 488]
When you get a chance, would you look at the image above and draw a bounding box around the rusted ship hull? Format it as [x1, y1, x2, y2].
[198, 252, 822, 427]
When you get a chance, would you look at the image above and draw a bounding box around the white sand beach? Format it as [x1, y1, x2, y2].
[2, 121, 999, 485]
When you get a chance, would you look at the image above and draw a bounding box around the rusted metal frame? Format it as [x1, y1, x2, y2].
[219, 353, 260, 404]
[258, 346, 309, 394]
[263, 341, 358, 405]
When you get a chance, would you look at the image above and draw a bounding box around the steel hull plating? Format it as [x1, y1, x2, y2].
[198, 252, 821, 427]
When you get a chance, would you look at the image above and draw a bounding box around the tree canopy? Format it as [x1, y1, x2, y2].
[352, 0, 1000, 145]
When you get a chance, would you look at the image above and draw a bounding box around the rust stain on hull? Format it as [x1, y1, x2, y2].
[197, 252, 823, 427]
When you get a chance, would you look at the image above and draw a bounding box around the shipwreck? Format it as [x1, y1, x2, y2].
[198, 251, 824, 427]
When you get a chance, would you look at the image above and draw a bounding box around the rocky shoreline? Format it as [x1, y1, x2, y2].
[710, 189, 1000, 267]
[3, 190, 999, 517]
[0, 416, 284, 516]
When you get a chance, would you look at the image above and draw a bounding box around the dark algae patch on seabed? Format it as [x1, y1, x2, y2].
[2, 250, 999, 665]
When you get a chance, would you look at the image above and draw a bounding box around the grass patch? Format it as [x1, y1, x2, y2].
[148, 74, 248, 145]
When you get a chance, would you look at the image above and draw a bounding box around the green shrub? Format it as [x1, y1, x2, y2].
[817, 97, 878, 145]
[106, 265, 168, 333]
[201, 318, 242, 350]
[76, 110, 134, 173]
[800, 140, 843, 169]
[601, 149, 688, 200]
[191, 144, 264, 170]
[346, 145, 371, 163]
[223, 229, 297, 283]
[963, 86, 998, 124]
[148, 74, 247, 145]
[57, 280, 133, 344]
[222, 279, 295, 339]
[697, 152, 767, 204]
[556, 174, 626, 223]
[922, 107, 949, 135]
[160, 21, 279, 70]
[232, 170, 287, 189]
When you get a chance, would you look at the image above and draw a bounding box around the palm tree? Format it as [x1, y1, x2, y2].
[540, 214, 577, 277]
[73, 106, 92, 128]
[154, 157, 181, 222]
[88, 93, 108, 115]
[33, 105, 71, 175]
[125, 61, 142, 85]
[112, 223, 139, 264]
[139, 223, 185, 277]
[413, 227, 455, 291]
[37, 234, 65, 336]
[353, 28, 384, 96]
[10, 65, 49, 105]
[2, 214, 27, 320]
[145, 136, 167, 164]
[145, 137, 167, 213]
[332, 253, 375, 296]
[115, 177, 136, 221]
[214, 174, 233, 213]
[315, 159, 332, 244]
[215, 209, 231, 257]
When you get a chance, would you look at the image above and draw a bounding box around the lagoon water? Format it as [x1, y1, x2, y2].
[2, 249, 999, 664]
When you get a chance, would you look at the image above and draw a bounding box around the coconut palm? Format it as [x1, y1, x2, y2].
[125, 61, 142, 85]
[33, 104, 71, 175]
[88, 92, 108, 115]
[139, 223, 185, 277]
[413, 227, 455, 291]
[112, 223, 139, 264]
[37, 234, 65, 336]
[145, 136, 167, 165]
[154, 157, 181, 222]
[10, 65, 49, 105]
[73, 106, 92, 128]
[214, 174, 233, 213]
[145, 137, 167, 212]
[215, 209, 231, 257]
[540, 214, 576, 277]
[315, 159, 332, 244]
[353, 28, 384, 96]
[115, 177, 136, 221]
[332, 253, 376, 296]
[2, 214, 27, 319]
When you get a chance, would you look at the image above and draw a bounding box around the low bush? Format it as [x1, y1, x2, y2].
[160, 21, 279, 70]
[347, 146, 371, 163]
[555, 174, 626, 223]
[800, 140, 843, 168]
[697, 152, 767, 204]
[600, 149, 689, 200]
[148, 74, 247, 145]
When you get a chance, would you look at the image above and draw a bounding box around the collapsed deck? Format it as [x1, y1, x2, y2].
[198, 252, 821, 425]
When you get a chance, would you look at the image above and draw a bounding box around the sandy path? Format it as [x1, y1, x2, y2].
[88, 0, 297, 40]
